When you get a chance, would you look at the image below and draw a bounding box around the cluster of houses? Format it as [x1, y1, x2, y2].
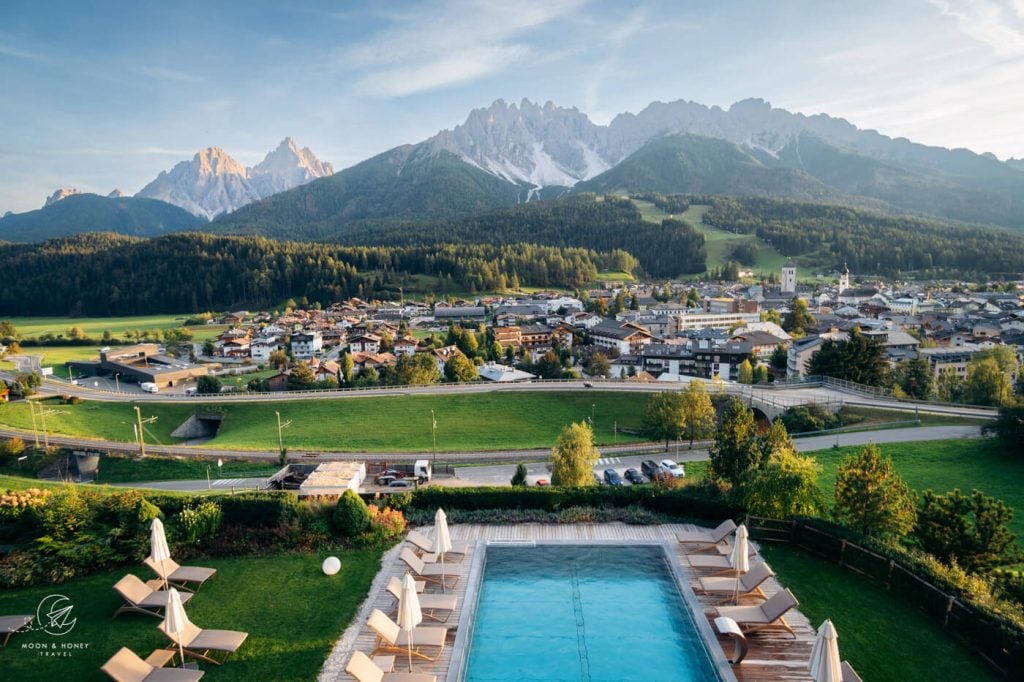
[199, 260, 1024, 389]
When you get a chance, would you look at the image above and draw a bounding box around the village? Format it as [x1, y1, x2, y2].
[59, 261, 1016, 400]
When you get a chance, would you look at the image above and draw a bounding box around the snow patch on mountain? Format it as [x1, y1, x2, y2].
[44, 188, 80, 207]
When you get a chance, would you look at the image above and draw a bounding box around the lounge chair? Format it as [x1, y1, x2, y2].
[346, 650, 436, 682]
[694, 562, 775, 602]
[144, 557, 217, 592]
[713, 588, 799, 638]
[113, 575, 194, 618]
[386, 576, 458, 623]
[677, 519, 737, 552]
[687, 551, 759, 575]
[406, 530, 468, 561]
[366, 609, 448, 663]
[158, 619, 248, 665]
[399, 548, 462, 590]
[0, 615, 33, 646]
[841, 660, 863, 682]
[101, 646, 205, 681]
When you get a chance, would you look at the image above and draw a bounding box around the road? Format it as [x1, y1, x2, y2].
[128, 476, 271, 492]
[452, 425, 984, 485]
[3, 370, 999, 422]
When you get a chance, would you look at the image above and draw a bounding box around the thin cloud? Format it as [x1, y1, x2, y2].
[340, 0, 587, 97]
[133, 66, 205, 83]
[582, 8, 649, 121]
[930, 0, 1024, 57]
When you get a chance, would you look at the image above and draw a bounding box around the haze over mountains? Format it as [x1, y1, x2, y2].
[7, 97, 1024, 244]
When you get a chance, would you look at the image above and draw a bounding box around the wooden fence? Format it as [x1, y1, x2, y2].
[747, 516, 1024, 679]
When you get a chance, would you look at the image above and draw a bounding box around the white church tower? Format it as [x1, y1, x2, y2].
[839, 262, 851, 293]
[781, 259, 797, 294]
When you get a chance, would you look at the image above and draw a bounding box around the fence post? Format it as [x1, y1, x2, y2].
[943, 596, 955, 627]
[886, 559, 895, 590]
[839, 539, 847, 567]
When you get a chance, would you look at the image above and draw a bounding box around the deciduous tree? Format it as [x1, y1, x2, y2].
[741, 450, 826, 518]
[643, 391, 685, 449]
[709, 399, 761, 487]
[550, 422, 599, 486]
[834, 444, 917, 538]
[680, 380, 716, 447]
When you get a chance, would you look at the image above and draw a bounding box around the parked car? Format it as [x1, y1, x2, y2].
[623, 468, 645, 484]
[603, 468, 624, 486]
[387, 479, 413, 489]
[535, 478, 550, 486]
[593, 472, 603, 485]
[641, 459, 662, 480]
[375, 469, 403, 484]
[660, 459, 685, 478]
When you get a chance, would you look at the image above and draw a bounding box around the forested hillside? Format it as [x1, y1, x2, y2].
[0, 233, 626, 316]
[333, 195, 705, 277]
[701, 196, 1024, 275]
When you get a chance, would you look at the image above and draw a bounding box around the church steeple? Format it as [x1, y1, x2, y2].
[839, 262, 850, 293]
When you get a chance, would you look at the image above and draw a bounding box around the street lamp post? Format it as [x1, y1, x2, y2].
[114, 373, 120, 392]
[431, 410, 437, 471]
[275, 411, 291, 463]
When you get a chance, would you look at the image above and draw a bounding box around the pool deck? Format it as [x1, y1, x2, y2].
[321, 523, 815, 682]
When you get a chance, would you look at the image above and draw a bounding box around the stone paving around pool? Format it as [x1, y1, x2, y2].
[320, 522, 816, 682]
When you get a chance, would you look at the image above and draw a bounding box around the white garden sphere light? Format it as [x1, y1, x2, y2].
[322, 556, 341, 576]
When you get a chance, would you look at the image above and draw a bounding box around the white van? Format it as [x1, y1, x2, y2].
[184, 387, 198, 396]
[140, 382, 159, 394]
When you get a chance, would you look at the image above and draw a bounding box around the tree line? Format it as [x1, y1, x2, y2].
[700, 195, 1024, 276]
[0, 232, 629, 316]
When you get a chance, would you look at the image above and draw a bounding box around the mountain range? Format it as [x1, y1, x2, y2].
[213, 97, 1024, 236]
[8, 97, 1024, 243]
[0, 193, 204, 242]
[136, 137, 333, 219]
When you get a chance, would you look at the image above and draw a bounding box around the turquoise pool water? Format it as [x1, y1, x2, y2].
[463, 544, 723, 682]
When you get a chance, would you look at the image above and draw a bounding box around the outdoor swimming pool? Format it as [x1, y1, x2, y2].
[460, 544, 726, 681]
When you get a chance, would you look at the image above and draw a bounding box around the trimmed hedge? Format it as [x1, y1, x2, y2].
[408, 483, 739, 522]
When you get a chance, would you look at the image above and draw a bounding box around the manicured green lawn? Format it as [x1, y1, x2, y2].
[686, 438, 1024, 540]
[95, 455, 280, 484]
[761, 543, 998, 681]
[0, 391, 647, 452]
[3, 315, 210, 338]
[0, 550, 383, 681]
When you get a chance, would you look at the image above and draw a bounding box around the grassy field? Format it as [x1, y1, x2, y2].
[0, 550, 383, 681]
[595, 270, 635, 282]
[95, 455, 280, 484]
[632, 200, 790, 275]
[0, 391, 648, 452]
[685, 438, 1024, 540]
[1, 314, 221, 338]
[761, 543, 998, 681]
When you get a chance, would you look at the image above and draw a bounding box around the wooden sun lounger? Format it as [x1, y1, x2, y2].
[113, 575, 194, 618]
[406, 530, 468, 562]
[399, 549, 462, 590]
[346, 650, 437, 682]
[0, 615, 33, 647]
[101, 646, 205, 681]
[693, 562, 774, 602]
[144, 557, 217, 592]
[842, 660, 863, 682]
[677, 519, 736, 552]
[713, 588, 799, 638]
[158, 620, 248, 665]
[386, 576, 458, 623]
[366, 609, 448, 663]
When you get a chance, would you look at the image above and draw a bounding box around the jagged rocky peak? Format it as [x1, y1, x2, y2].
[44, 188, 80, 207]
[107, 189, 125, 198]
[136, 139, 333, 219]
[429, 98, 610, 188]
[249, 137, 334, 197]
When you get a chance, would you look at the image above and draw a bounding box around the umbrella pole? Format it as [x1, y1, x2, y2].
[733, 565, 740, 605]
[161, 558, 169, 591]
[440, 554, 446, 594]
[408, 640, 413, 672]
[178, 641, 187, 668]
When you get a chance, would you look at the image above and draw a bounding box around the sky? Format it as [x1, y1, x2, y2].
[1, 0, 1023, 214]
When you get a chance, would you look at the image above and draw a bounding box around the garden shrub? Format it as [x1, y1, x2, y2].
[333, 490, 371, 538]
[0, 488, 51, 523]
[361, 504, 407, 546]
[992, 570, 1024, 608]
[218, 491, 300, 527]
[177, 501, 224, 545]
